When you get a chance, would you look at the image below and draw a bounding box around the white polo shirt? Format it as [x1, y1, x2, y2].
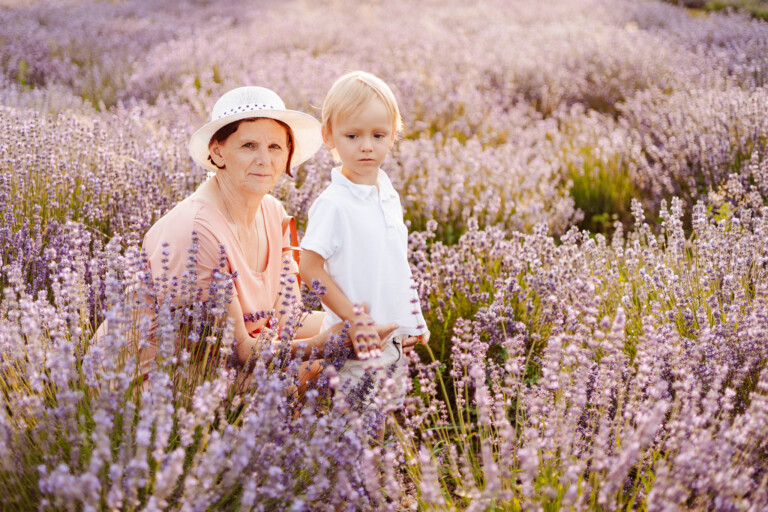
[301, 167, 427, 337]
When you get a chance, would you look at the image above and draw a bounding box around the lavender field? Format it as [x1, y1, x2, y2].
[2, 0, 768, 510]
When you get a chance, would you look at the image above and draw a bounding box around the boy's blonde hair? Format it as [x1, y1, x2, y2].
[322, 71, 403, 136]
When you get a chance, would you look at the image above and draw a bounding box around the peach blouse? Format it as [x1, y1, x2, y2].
[142, 194, 294, 334]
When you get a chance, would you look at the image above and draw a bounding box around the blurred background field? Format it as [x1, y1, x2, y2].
[2, 0, 768, 510]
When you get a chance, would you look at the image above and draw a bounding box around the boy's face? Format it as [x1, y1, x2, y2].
[323, 97, 394, 186]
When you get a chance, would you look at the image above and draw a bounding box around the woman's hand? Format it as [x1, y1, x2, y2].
[401, 331, 430, 355]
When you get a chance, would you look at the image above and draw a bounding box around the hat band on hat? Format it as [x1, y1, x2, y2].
[217, 104, 281, 119]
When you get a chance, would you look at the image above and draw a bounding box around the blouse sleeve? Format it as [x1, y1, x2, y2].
[193, 217, 237, 295]
[143, 199, 242, 306]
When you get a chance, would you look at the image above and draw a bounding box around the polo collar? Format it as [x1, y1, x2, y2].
[331, 167, 396, 200]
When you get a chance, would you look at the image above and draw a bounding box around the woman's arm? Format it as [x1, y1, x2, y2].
[227, 294, 314, 365]
[226, 294, 265, 365]
[292, 310, 326, 340]
[230, 290, 396, 365]
[299, 249, 383, 359]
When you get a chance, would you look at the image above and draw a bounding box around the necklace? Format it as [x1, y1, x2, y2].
[218, 180, 239, 235]
[218, 179, 261, 266]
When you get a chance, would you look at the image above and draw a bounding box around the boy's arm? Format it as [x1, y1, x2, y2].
[299, 249, 383, 359]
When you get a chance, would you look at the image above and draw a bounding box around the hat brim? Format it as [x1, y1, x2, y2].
[189, 109, 323, 172]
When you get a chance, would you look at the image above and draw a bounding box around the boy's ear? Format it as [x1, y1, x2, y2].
[387, 122, 397, 149]
[321, 126, 335, 149]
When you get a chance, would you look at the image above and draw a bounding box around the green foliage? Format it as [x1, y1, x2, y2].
[15, 59, 29, 88]
[704, 0, 768, 20]
[568, 148, 637, 235]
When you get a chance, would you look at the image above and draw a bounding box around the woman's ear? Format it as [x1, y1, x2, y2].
[209, 140, 224, 168]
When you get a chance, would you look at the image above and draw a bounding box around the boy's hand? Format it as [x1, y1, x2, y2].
[350, 311, 382, 360]
[348, 303, 391, 360]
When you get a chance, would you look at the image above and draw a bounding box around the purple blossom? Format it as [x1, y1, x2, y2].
[3, 0, 768, 509]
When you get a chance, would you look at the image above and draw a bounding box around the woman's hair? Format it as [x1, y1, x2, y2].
[207, 118, 296, 177]
[321, 71, 403, 137]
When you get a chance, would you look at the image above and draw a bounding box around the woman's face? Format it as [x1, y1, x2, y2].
[209, 118, 290, 196]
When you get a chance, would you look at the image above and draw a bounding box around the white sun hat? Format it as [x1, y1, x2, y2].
[189, 86, 323, 172]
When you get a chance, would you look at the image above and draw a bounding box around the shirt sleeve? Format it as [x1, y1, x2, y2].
[193, 220, 228, 269]
[142, 211, 237, 304]
[300, 195, 340, 260]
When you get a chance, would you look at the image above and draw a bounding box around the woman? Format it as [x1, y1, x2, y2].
[126, 86, 396, 372]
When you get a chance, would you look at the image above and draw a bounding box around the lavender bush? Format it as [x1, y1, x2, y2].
[404, 199, 768, 509]
[2, 0, 768, 509]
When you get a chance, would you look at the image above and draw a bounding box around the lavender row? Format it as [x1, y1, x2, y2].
[3, 198, 767, 509]
[2, 0, 767, 233]
[2, 0, 768, 509]
[400, 199, 768, 509]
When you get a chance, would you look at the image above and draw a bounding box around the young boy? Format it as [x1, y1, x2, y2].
[299, 71, 428, 409]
